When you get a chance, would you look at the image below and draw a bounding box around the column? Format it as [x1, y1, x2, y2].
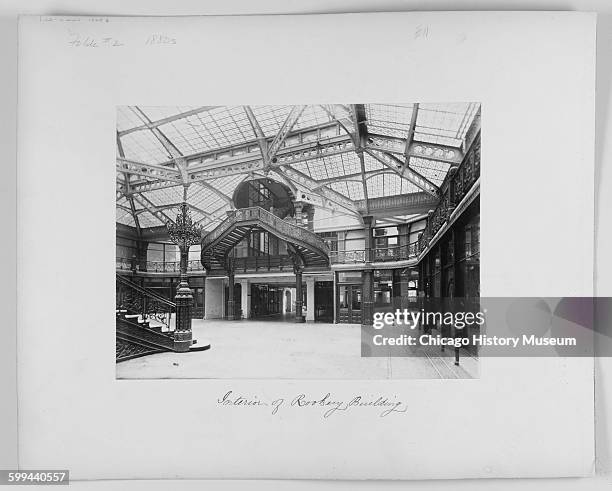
[362, 269, 374, 327]
[174, 247, 193, 352]
[306, 277, 315, 322]
[294, 202, 304, 228]
[362, 216, 375, 327]
[137, 241, 149, 272]
[363, 216, 374, 263]
[295, 269, 305, 323]
[332, 272, 338, 323]
[226, 270, 235, 320]
[240, 279, 251, 319]
[398, 223, 409, 260]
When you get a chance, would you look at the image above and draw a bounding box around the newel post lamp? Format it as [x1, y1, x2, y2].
[166, 186, 203, 352]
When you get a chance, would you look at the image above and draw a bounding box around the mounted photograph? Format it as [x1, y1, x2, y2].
[115, 103, 481, 379]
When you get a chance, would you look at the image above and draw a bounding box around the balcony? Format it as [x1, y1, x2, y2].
[330, 242, 419, 265]
[116, 258, 204, 273]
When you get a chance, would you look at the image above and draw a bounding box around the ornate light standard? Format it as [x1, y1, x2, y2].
[166, 186, 203, 352]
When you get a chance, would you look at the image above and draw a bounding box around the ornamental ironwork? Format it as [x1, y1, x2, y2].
[417, 131, 481, 255]
[166, 201, 203, 249]
[116, 274, 176, 333]
[201, 206, 330, 259]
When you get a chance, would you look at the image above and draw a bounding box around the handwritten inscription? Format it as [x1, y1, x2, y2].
[67, 32, 124, 48]
[217, 390, 407, 418]
[145, 34, 177, 46]
[414, 24, 430, 40]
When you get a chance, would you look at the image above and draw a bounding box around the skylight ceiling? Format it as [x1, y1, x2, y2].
[117, 103, 480, 230]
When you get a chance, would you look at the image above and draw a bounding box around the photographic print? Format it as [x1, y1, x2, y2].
[115, 103, 481, 379]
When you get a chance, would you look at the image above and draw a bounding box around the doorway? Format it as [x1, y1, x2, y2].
[337, 284, 362, 324]
[314, 281, 333, 322]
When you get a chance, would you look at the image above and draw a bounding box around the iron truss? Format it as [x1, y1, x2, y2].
[117, 104, 481, 229]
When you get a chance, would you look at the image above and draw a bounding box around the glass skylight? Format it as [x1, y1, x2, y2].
[117, 103, 480, 229]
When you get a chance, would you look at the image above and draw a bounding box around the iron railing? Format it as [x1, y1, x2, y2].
[116, 258, 204, 273]
[201, 206, 330, 258]
[144, 260, 204, 273]
[418, 132, 481, 253]
[330, 242, 419, 264]
[232, 255, 295, 272]
[116, 274, 176, 333]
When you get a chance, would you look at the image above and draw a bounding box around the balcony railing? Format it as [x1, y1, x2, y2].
[116, 257, 133, 271]
[330, 242, 419, 264]
[232, 255, 295, 272]
[145, 260, 204, 273]
[116, 258, 204, 273]
[418, 131, 481, 254]
[373, 243, 419, 261]
[330, 250, 366, 264]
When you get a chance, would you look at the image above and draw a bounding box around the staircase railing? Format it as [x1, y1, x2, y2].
[116, 274, 176, 332]
[202, 206, 330, 258]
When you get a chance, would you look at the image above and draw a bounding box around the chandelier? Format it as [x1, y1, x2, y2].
[166, 201, 203, 249]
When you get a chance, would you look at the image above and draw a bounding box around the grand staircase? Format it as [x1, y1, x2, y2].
[201, 207, 330, 272]
[116, 274, 208, 362]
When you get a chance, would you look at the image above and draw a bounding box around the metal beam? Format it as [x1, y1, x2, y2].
[173, 120, 343, 169]
[320, 104, 354, 138]
[127, 196, 142, 237]
[367, 133, 463, 165]
[186, 134, 355, 182]
[352, 104, 370, 214]
[121, 179, 182, 195]
[313, 169, 398, 187]
[118, 106, 221, 137]
[268, 105, 306, 161]
[132, 193, 173, 226]
[134, 202, 211, 218]
[117, 132, 142, 237]
[116, 157, 182, 184]
[353, 193, 438, 217]
[404, 103, 419, 160]
[269, 168, 299, 194]
[365, 148, 439, 197]
[283, 166, 361, 218]
[132, 106, 183, 161]
[243, 106, 270, 175]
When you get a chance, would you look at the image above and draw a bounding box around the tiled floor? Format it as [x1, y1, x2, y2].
[116, 319, 478, 379]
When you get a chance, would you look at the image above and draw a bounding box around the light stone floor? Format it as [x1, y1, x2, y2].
[116, 318, 478, 379]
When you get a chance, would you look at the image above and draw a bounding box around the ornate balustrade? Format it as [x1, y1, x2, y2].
[372, 243, 419, 262]
[418, 132, 481, 254]
[145, 260, 204, 273]
[116, 257, 133, 271]
[330, 250, 367, 264]
[116, 274, 176, 333]
[330, 242, 419, 264]
[116, 258, 204, 273]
